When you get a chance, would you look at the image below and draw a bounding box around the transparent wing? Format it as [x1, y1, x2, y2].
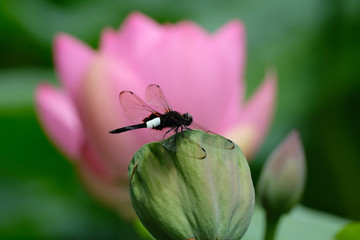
[189, 121, 215, 134]
[162, 131, 207, 159]
[119, 91, 160, 122]
[149, 127, 176, 142]
[190, 122, 235, 150]
[145, 84, 172, 112]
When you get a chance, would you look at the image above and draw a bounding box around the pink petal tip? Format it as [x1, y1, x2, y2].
[35, 83, 84, 159]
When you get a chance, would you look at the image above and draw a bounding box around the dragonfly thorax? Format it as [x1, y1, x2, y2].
[152, 111, 193, 130]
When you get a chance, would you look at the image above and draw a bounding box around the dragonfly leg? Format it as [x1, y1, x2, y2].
[163, 128, 175, 140]
[180, 126, 192, 143]
[171, 127, 179, 143]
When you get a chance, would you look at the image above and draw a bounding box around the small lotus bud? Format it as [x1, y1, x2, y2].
[257, 130, 306, 217]
[128, 130, 255, 240]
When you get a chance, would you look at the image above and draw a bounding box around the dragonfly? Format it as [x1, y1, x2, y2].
[109, 84, 235, 159]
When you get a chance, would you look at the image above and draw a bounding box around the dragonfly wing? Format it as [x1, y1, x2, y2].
[145, 84, 172, 112]
[161, 130, 207, 159]
[189, 121, 214, 134]
[202, 133, 235, 150]
[119, 91, 160, 122]
[159, 128, 177, 152]
[190, 122, 235, 150]
[149, 127, 175, 142]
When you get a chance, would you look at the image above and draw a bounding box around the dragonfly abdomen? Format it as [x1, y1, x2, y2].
[109, 123, 147, 134]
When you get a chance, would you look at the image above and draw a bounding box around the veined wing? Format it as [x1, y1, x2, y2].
[119, 90, 161, 122]
[161, 129, 207, 159]
[190, 122, 235, 150]
[149, 127, 206, 159]
[149, 127, 176, 142]
[190, 121, 214, 134]
[145, 84, 172, 113]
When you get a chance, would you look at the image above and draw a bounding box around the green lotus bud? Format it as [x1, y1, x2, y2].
[128, 130, 254, 240]
[257, 130, 306, 217]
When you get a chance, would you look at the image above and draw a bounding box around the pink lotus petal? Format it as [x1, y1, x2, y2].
[76, 54, 152, 180]
[54, 33, 94, 97]
[76, 157, 135, 220]
[225, 71, 277, 158]
[242, 71, 277, 137]
[80, 141, 115, 182]
[119, 20, 237, 132]
[116, 12, 162, 62]
[99, 27, 119, 56]
[213, 20, 246, 117]
[35, 83, 84, 159]
[212, 20, 246, 132]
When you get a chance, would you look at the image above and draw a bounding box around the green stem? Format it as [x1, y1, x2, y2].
[264, 213, 280, 240]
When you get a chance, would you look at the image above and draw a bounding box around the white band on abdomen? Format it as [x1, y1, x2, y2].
[146, 117, 161, 128]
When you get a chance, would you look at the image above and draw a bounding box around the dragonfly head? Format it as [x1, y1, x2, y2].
[182, 113, 193, 126]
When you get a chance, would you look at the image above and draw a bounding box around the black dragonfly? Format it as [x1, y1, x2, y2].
[109, 84, 234, 159]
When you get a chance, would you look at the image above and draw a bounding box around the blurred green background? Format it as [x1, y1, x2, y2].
[0, 0, 359, 239]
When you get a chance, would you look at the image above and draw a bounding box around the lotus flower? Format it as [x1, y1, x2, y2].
[35, 12, 276, 220]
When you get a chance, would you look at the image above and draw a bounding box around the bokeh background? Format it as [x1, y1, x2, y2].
[1, 0, 359, 239]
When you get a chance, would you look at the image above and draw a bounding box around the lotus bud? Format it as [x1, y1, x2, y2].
[257, 130, 306, 240]
[128, 130, 255, 240]
[257, 130, 306, 217]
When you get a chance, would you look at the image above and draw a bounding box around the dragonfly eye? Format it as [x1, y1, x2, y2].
[182, 113, 193, 126]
